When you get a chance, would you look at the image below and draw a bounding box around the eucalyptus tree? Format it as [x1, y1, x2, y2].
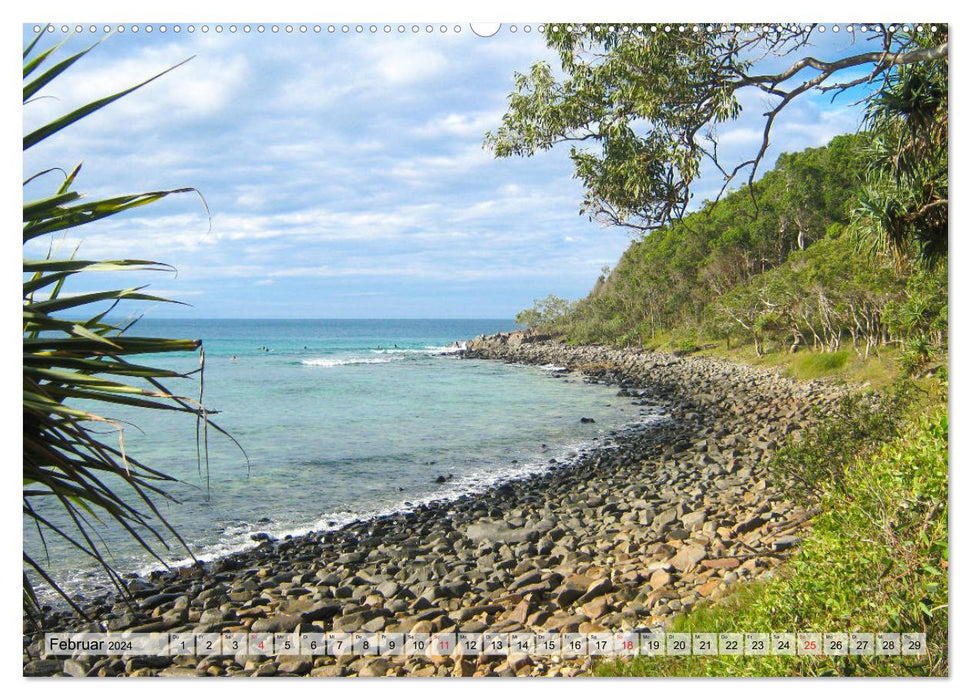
[486, 23, 947, 261]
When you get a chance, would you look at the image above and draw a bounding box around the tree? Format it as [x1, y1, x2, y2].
[485, 22, 948, 258]
[515, 294, 574, 327]
[23, 30, 241, 622]
[853, 29, 948, 265]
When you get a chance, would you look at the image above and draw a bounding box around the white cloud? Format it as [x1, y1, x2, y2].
[389, 144, 493, 181]
[24, 41, 249, 135]
[20, 27, 871, 318]
[414, 109, 504, 138]
[715, 126, 764, 147]
[364, 41, 448, 85]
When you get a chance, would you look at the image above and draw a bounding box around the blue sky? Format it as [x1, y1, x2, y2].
[23, 23, 878, 319]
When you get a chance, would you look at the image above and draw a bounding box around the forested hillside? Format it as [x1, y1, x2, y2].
[520, 134, 946, 375]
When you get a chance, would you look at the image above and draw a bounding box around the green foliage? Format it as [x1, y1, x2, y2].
[492, 26, 947, 363]
[883, 265, 948, 375]
[790, 351, 850, 377]
[600, 397, 948, 677]
[486, 26, 744, 230]
[540, 130, 947, 369]
[514, 294, 574, 328]
[770, 384, 915, 504]
[706, 232, 904, 357]
[22, 31, 236, 621]
[487, 23, 947, 249]
[853, 28, 948, 265]
[546, 135, 873, 347]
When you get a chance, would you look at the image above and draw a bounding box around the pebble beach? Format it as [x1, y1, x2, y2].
[24, 331, 848, 677]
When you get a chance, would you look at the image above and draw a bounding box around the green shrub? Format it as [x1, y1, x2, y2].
[770, 383, 915, 504]
[600, 399, 948, 677]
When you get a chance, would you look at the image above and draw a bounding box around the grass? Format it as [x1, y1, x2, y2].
[686, 341, 904, 390]
[596, 386, 948, 677]
[592, 327, 905, 390]
[790, 349, 850, 376]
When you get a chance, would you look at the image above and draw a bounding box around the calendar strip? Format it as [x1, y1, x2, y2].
[43, 631, 927, 658]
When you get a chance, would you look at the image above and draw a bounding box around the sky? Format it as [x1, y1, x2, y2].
[22, 23, 881, 319]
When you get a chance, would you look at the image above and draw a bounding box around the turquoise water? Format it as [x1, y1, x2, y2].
[25, 319, 662, 600]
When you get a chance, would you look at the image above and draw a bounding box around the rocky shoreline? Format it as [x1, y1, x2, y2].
[24, 332, 847, 677]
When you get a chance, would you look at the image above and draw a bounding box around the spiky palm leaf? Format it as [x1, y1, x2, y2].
[853, 28, 948, 266]
[23, 28, 231, 623]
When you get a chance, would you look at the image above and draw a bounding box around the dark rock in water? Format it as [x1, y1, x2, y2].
[433, 474, 454, 484]
[250, 532, 272, 543]
[257, 517, 272, 524]
[580, 417, 596, 424]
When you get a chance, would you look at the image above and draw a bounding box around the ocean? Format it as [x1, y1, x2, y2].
[25, 318, 664, 602]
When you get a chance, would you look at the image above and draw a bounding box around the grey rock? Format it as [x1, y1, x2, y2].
[653, 508, 679, 529]
[681, 508, 708, 531]
[62, 658, 90, 678]
[376, 581, 400, 598]
[671, 544, 707, 572]
[157, 667, 207, 677]
[336, 552, 365, 565]
[300, 602, 342, 622]
[578, 577, 614, 604]
[772, 535, 803, 551]
[466, 522, 540, 544]
[277, 656, 313, 675]
[734, 515, 767, 534]
[24, 659, 63, 676]
[250, 614, 302, 633]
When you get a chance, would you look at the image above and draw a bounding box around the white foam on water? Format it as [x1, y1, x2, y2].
[301, 357, 393, 367]
[369, 343, 464, 356]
